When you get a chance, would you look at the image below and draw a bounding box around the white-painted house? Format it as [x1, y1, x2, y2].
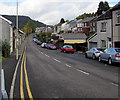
[0, 16, 14, 54]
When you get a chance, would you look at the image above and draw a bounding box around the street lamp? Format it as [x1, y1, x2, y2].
[16, 0, 19, 60]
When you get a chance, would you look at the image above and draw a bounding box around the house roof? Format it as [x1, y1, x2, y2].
[111, 2, 120, 11]
[97, 9, 112, 21]
[97, 2, 120, 21]
[81, 17, 95, 23]
[77, 17, 95, 23]
[62, 33, 86, 40]
[69, 20, 78, 24]
[0, 15, 12, 25]
[87, 33, 97, 41]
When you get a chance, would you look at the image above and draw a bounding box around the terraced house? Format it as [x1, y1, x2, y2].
[111, 2, 120, 48]
[87, 2, 120, 49]
[0, 16, 25, 55]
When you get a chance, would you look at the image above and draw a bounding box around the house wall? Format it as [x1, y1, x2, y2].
[0, 16, 13, 54]
[112, 10, 120, 48]
[0, 18, 2, 41]
[97, 19, 112, 48]
[88, 34, 98, 49]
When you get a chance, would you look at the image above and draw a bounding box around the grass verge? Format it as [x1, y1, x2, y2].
[0, 56, 6, 62]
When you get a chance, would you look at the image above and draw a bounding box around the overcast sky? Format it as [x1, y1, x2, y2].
[0, 0, 119, 25]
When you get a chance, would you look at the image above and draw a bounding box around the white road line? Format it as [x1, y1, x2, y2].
[53, 58, 61, 63]
[45, 54, 50, 57]
[76, 69, 89, 75]
[41, 52, 44, 54]
[65, 64, 71, 68]
[111, 83, 119, 87]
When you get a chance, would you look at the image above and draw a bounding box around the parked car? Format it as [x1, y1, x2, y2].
[61, 45, 74, 53]
[36, 40, 42, 45]
[33, 38, 37, 42]
[41, 43, 48, 48]
[85, 48, 105, 59]
[47, 44, 57, 50]
[98, 48, 120, 65]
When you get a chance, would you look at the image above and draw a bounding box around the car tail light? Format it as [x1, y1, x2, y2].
[115, 53, 120, 57]
[95, 51, 100, 53]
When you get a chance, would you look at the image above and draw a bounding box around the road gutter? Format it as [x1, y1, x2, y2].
[9, 50, 23, 99]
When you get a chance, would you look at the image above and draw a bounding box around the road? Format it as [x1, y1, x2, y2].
[13, 35, 119, 99]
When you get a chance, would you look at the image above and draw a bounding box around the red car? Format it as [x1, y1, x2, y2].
[61, 45, 74, 53]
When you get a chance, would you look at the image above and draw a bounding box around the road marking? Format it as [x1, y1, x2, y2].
[111, 83, 119, 87]
[20, 55, 24, 99]
[41, 52, 44, 54]
[76, 69, 89, 75]
[53, 58, 61, 63]
[24, 50, 34, 99]
[45, 54, 50, 57]
[65, 64, 71, 68]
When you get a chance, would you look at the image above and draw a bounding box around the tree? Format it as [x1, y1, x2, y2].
[76, 13, 95, 20]
[38, 32, 52, 43]
[22, 20, 37, 36]
[96, 1, 110, 16]
[104, 1, 110, 11]
[60, 18, 65, 23]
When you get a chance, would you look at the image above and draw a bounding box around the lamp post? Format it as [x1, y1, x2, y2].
[16, 0, 19, 60]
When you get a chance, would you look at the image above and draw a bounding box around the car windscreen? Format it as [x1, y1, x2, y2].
[66, 46, 73, 48]
[115, 49, 120, 52]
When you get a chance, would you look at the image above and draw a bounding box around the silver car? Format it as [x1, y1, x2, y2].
[99, 48, 120, 65]
[85, 48, 104, 59]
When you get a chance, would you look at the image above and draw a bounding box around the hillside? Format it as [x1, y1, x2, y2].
[2, 15, 46, 29]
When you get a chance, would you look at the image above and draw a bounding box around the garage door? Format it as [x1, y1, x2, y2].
[89, 42, 97, 49]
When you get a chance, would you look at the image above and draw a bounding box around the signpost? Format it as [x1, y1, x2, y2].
[16, 0, 19, 60]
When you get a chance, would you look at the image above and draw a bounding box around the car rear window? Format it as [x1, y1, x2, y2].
[115, 49, 120, 52]
[97, 48, 104, 51]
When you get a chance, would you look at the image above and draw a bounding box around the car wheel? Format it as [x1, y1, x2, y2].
[98, 56, 101, 62]
[92, 54, 96, 60]
[108, 58, 112, 65]
[85, 53, 88, 58]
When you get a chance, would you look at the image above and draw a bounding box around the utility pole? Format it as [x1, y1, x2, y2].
[16, 0, 19, 60]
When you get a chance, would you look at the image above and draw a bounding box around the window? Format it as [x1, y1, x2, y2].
[101, 40, 106, 48]
[101, 22, 107, 32]
[117, 13, 120, 24]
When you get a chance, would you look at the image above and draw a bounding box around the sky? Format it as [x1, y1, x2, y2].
[0, 0, 119, 25]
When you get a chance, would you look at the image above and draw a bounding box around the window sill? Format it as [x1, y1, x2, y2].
[100, 30, 106, 32]
[115, 23, 120, 26]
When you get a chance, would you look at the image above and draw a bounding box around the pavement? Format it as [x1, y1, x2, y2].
[2, 38, 26, 97]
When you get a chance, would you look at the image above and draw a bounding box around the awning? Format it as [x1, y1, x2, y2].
[64, 40, 86, 44]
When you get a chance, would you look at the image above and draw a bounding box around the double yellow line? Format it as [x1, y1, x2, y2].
[20, 47, 33, 100]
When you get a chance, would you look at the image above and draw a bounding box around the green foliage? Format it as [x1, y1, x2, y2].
[96, 1, 110, 16]
[38, 32, 52, 43]
[0, 56, 6, 62]
[2, 40, 11, 57]
[76, 13, 95, 20]
[22, 20, 37, 36]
